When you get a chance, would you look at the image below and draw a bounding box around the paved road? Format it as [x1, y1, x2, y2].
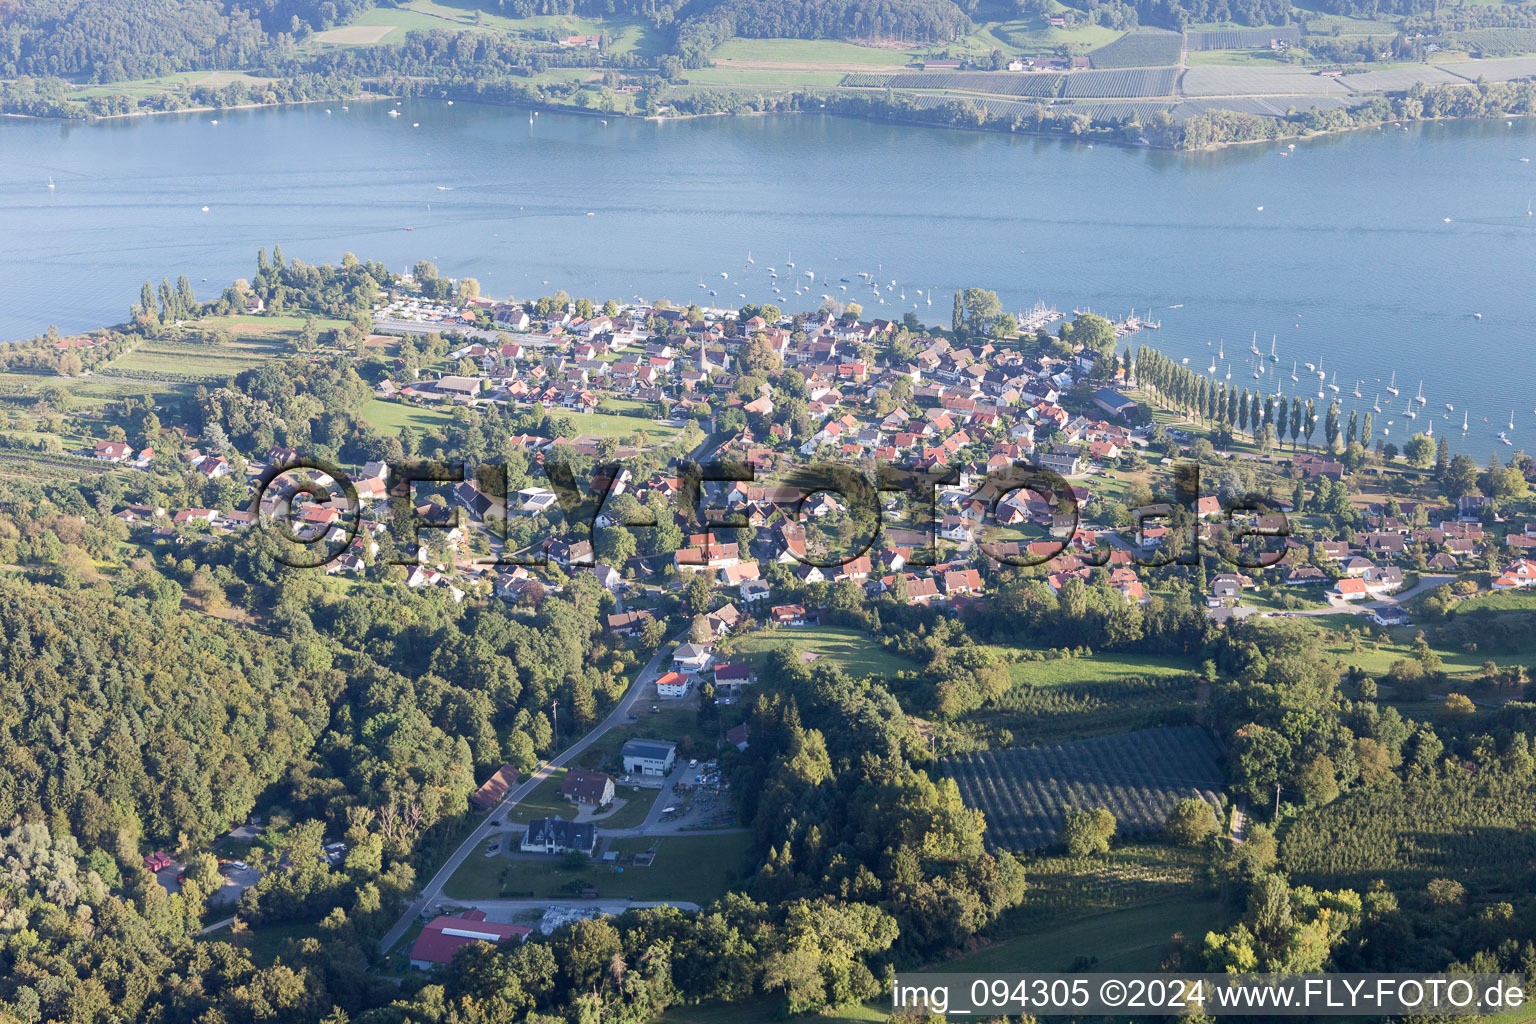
[1269, 573, 1455, 618]
[376, 634, 677, 954]
[377, 432, 730, 957]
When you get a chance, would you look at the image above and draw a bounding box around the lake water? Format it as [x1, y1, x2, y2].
[5, 100, 1536, 452]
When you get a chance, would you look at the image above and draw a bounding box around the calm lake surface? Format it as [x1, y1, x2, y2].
[5, 100, 1536, 450]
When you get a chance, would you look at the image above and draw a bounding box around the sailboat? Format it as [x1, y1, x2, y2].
[1353, 380, 1363, 399]
[1386, 371, 1399, 397]
[1250, 331, 1261, 356]
[746, 252, 754, 265]
[45, 176, 55, 190]
[1373, 394, 1382, 413]
[1415, 381, 1426, 405]
[1269, 336, 1279, 362]
[1462, 411, 1469, 431]
[1316, 358, 1326, 379]
[1327, 372, 1339, 393]
[1510, 410, 1517, 431]
[1445, 401, 1454, 411]
[1290, 361, 1299, 382]
[1426, 419, 1434, 437]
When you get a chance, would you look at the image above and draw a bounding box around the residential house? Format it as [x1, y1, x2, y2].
[561, 771, 615, 807]
[521, 818, 597, 855]
[410, 912, 531, 970]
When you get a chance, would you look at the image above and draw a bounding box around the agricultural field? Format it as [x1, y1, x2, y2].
[340, 1, 664, 56]
[956, 651, 1199, 748]
[711, 37, 914, 64]
[1184, 25, 1300, 50]
[975, 13, 1124, 55]
[1441, 55, 1536, 81]
[943, 71, 1065, 97]
[1087, 29, 1184, 69]
[1281, 774, 1536, 892]
[941, 898, 1225, 972]
[719, 624, 914, 680]
[1181, 65, 1353, 96]
[1061, 67, 1179, 98]
[943, 725, 1226, 851]
[1452, 28, 1536, 56]
[108, 338, 287, 378]
[1340, 65, 1471, 92]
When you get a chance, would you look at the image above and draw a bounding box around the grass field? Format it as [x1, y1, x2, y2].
[658, 998, 886, 1023]
[720, 625, 914, 680]
[941, 898, 1225, 973]
[1001, 650, 1199, 687]
[67, 70, 274, 100]
[708, 38, 915, 66]
[361, 398, 454, 434]
[343, 0, 664, 55]
[109, 338, 288, 378]
[443, 831, 753, 901]
[556, 409, 684, 443]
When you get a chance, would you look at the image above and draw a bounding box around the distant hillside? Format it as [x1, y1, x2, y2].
[676, 0, 973, 64]
[0, 0, 374, 81]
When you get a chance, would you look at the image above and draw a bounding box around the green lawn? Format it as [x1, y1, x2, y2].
[504, 770, 573, 827]
[361, 397, 453, 434]
[708, 38, 916, 65]
[556, 409, 683, 443]
[683, 69, 850, 88]
[940, 899, 1226, 973]
[341, 0, 665, 55]
[659, 999, 886, 1023]
[720, 625, 915, 680]
[591, 784, 661, 829]
[443, 831, 753, 901]
[109, 338, 288, 378]
[1000, 650, 1199, 687]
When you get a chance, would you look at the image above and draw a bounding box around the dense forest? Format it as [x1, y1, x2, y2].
[0, 0, 376, 81]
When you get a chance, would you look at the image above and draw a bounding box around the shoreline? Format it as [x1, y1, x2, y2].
[8, 81, 1536, 152]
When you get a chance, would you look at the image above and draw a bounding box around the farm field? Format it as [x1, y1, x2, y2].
[1441, 55, 1536, 81]
[443, 831, 753, 901]
[1342, 66, 1471, 92]
[341, 1, 664, 55]
[708, 38, 915, 67]
[978, 15, 1123, 55]
[1087, 29, 1184, 69]
[943, 725, 1225, 851]
[1185, 25, 1300, 50]
[1282, 774, 1536, 892]
[1062, 67, 1179, 98]
[1181, 65, 1353, 96]
[956, 651, 1199, 748]
[941, 898, 1225, 973]
[719, 624, 915, 680]
[109, 338, 288, 378]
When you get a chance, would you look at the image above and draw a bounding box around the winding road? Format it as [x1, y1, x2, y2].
[377, 433, 731, 956]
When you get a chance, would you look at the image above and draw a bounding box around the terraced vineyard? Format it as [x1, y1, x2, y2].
[1062, 67, 1180, 98]
[944, 725, 1225, 851]
[1184, 25, 1300, 50]
[1087, 29, 1183, 69]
